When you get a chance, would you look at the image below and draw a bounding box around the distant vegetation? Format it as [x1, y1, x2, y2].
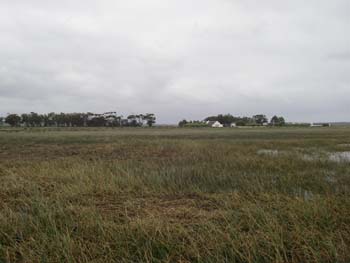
[1, 112, 156, 127]
[179, 113, 286, 127]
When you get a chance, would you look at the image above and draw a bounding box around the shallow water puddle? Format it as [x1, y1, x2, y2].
[301, 151, 332, 161]
[328, 152, 350, 163]
[291, 144, 350, 162]
[337, 144, 350, 147]
[257, 149, 279, 156]
[301, 151, 350, 163]
[258, 148, 350, 163]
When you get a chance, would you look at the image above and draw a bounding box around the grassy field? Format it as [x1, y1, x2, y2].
[0, 127, 350, 262]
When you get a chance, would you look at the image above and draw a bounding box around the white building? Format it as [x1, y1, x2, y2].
[310, 123, 331, 127]
[207, 121, 223, 128]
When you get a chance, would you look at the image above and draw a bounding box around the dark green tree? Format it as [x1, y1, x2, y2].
[178, 119, 188, 127]
[29, 112, 43, 127]
[127, 115, 138, 127]
[278, 117, 285, 126]
[253, 114, 268, 125]
[270, 115, 279, 126]
[69, 113, 85, 127]
[21, 113, 30, 127]
[87, 116, 105, 127]
[270, 115, 286, 126]
[144, 113, 156, 127]
[5, 114, 21, 127]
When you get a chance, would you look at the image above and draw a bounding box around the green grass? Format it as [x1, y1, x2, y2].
[0, 127, 350, 262]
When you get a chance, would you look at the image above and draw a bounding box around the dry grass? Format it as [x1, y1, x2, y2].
[0, 127, 350, 262]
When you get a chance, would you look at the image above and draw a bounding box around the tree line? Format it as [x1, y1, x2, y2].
[179, 114, 286, 127]
[1, 112, 156, 127]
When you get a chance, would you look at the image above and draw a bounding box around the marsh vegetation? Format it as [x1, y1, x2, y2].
[0, 127, 350, 262]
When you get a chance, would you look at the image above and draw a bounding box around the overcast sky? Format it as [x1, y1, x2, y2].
[0, 0, 349, 123]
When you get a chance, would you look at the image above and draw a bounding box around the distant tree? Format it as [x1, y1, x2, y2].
[204, 116, 219, 122]
[220, 114, 236, 126]
[270, 115, 286, 126]
[135, 114, 144, 126]
[278, 117, 285, 126]
[236, 120, 246, 126]
[21, 113, 30, 127]
[121, 118, 129, 126]
[243, 117, 255, 125]
[144, 113, 156, 127]
[185, 122, 208, 127]
[204, 114, 256, 126]
[127, 115, 138, 127]
[3, 111, 155, 128]
[46, 112, 57, 126]
[64, 113, 71, 127]
[270, 115, 279, 126]
[87, 116, 105, 127]
[115, 115, 122, 127]
[29, 112, 43, 127]
[178, 119, 188, 127]
[54, 113, 66, 127]
[102, 112, 121, 127]
[42, 113, 57, 127]
[5, 114, 21, 127]
[253, 114, 268, 125]
[68, 113, 84, 127]
[42, 114, 49, 127]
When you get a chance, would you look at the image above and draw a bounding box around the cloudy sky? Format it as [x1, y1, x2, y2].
[0, 0, 349, 123]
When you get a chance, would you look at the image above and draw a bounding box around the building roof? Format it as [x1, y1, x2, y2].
[207, 121, 223, 127]
[207, 121, 217, 126]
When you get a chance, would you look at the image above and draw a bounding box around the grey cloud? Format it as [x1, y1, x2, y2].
[327, 52, 350, 62]
[0, 0, 349, 123]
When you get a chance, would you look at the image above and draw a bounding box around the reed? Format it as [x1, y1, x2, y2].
[1, 127, 349, 262]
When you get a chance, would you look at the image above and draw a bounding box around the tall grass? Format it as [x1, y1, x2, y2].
[0, 127, 350, 262]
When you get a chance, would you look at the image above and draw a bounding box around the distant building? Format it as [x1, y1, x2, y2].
[310, 123, 331, 127]
[230, 123, 237, 127]
[207, 121, 223, 128]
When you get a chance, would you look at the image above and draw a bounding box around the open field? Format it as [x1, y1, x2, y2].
[1, 127, 350, 262]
